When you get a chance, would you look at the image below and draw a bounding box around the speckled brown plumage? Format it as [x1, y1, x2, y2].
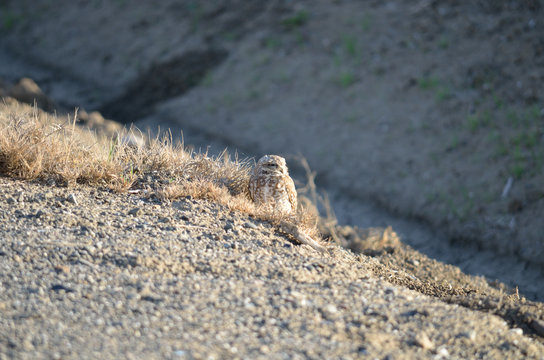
[249, 155, 297, 215]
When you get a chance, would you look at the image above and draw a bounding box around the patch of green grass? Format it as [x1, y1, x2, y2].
[418, 76, 440, 90]
[467, 110, 491, 132]
[513, 145, 524, 162]
[281, 10, 308, 30]
[435, 86, 451, 101]
[2, 10, 21, 31]
[509, 145, 527, 179]
[264, 37, 281, 49]
[337, 72, 356, 87]
[448, 135, 459, 150]
[343, 35, 358, 57]
[492, 94, 503, 109]
[495, 139, 508, 157]
[512, 162, 525, 179]
[467, 114, 480, 132]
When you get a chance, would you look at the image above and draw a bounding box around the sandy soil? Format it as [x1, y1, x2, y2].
[0, 176, 544, 359]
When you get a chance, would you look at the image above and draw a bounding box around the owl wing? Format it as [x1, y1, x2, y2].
[248, 174, 257, 201]
[283, 174, 298, 212]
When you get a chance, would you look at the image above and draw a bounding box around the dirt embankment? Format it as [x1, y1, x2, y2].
[1, 0, 542, 269]
[1, 173, 544, 359]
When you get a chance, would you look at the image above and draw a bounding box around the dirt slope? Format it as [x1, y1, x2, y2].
[1, 1, 542, 275]
[1, 176, 544, 359]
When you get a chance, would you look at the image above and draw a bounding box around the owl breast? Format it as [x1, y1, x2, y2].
[249, 173, 297, 214]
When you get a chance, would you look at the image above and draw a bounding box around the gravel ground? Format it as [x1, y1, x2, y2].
[1, 177, 543, 359]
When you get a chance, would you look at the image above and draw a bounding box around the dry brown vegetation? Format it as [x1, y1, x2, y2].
[0, 98, 321, 241]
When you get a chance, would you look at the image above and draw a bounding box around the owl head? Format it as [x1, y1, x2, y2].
[255, 155, 289, 176]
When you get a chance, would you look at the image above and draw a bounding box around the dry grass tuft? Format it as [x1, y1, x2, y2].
[0, 99, 322, 242]
[0, 99, 122, 186]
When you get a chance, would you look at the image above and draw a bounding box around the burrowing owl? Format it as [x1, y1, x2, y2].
[249, 155, 297, 214]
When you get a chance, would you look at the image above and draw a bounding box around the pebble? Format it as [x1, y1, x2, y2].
[415, 332, 434, 350]
[54, 265, 70, 274]
[66, 193, 78, 205]
[509, 328, 523, 336]
[244, 222, 258, 229]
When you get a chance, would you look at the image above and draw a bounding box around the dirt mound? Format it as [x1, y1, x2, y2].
[1, 176, 544, 358]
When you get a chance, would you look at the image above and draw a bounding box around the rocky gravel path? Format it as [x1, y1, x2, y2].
[1, 177, 543, 359]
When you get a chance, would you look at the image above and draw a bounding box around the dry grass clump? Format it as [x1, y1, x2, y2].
[0, 99, 250, 193]
[0, 98, 122, 186]
[0, 99, 322, 242]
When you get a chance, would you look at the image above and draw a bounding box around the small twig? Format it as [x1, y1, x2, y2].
[279, 220, 328, 253]
[78, 258, 98, 269]
[181, 224, 209, 230]
[501, 177, 513, 198]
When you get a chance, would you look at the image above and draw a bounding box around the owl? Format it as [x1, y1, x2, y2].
[249, 155, 297, 215]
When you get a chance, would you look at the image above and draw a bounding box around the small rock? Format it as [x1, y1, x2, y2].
[244, 222, 258, 229]
[44, 191, 54, 200]
[50, 284, 74, 293]
[408, 259, 420, 266]
[384, 287, 397, 295]
[80, 225, 95, 236]
[173, 350, 188, 358]
[66, 193, 78, 205]
[128, 207, 141, 216]
[414, 332, 434, 350]
[436, 347, 449, 358]
[509, 328, 523, 336]
[458, 330, 477, 340]
[321, 304, 339, 320]
[54, 265, 70, 274]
